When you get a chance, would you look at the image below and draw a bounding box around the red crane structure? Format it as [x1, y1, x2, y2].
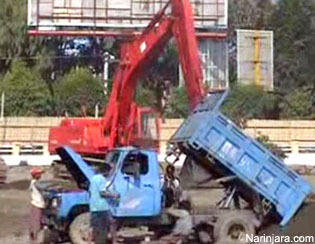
[49, 0, 205, 157]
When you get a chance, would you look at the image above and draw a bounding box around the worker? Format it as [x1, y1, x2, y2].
[163, 164, 181, 207]
[88, 163, 119, 244]
[163, 164, 193, 239]
[29, 168, 45, 244]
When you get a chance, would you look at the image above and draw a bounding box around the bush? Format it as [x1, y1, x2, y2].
[0, 60, 51, 116]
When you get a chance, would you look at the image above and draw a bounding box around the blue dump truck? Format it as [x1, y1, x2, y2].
[43, 91, 312, 244]
[169, 91, 312, 227]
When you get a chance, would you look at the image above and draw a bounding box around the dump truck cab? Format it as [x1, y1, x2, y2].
[57, 146, 162, 218]
[42, 146, 163, 243]
[106, 147, 162, 217]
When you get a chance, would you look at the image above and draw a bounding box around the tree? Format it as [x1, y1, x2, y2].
[0, 0, 46, 74]
[279, 87, 315, 119]
[0, 60, 52, 116]
[135, 84, 156, 107]
[164, 87, 189, 118]
[55, 68, 105, 116]
[222, 85, 277, 127]
[270, 0, 315, 92]
[0, 0, 27, 72]
[228, 0, 315, 120]
[135, 43, 179, 116]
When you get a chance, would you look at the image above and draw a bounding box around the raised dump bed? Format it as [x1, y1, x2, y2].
[170, 91, 312, 226]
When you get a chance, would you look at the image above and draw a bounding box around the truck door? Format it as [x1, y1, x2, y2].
[111, 150, 161, 217]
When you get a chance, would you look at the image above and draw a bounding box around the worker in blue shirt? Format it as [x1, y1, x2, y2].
[88, 163, 119, 244]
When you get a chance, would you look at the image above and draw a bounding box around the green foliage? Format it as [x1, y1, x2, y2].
[55, 68, 105, 116]
[228, 0, 315, 121]
[0, 60, 51, 116]
[131, 43, 180, 118]
[0, 0, 28, 71]
[135, 84, 156, 107]
[270, 0, 315, 91]
[164, 87, 189, 118]
[256, 134, 286, 159]
[222, 85, 277, 127]
[279, 87, 315, 119]
[228, 0, 275, 41]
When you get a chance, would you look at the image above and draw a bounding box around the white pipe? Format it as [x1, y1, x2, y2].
[27, 0, 32, 26]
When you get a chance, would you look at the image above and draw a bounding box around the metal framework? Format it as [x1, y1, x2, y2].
[28, 0, 228, 30]
[28, 29, 227, 38]
[28, 0, 228, 90]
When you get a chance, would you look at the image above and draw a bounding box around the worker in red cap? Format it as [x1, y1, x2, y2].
[29, 168, 45, 244]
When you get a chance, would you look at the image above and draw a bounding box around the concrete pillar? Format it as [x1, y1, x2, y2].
[290, 141, 299, 154]
[12, 143, 20, 156]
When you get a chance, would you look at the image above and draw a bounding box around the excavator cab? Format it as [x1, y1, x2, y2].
[131, 107, 160, 151]
[49, 107, 160, 156]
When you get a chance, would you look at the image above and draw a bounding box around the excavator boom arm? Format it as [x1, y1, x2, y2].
[172, 0, 204, 110]
[103, 0, 204, 147]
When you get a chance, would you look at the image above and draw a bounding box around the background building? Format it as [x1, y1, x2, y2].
[28, 0, 229, 89]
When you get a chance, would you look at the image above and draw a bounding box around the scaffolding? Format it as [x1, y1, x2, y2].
[28, 0, 228, 30]
[27, 0, 229, 91]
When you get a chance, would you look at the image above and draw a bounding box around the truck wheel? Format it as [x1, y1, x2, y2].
[69, 212, 90, 244]
[214, 213, 255, 244]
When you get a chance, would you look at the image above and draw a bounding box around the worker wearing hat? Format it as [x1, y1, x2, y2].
[29, 168, 45, 244]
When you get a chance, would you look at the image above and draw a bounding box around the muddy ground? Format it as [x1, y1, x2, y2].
[1, 167, 315, 244]
[0, 166, 53, 244]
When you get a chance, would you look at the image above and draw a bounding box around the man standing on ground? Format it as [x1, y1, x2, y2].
[29, 168, 45, 244]
[89, 163, 119, 244]
[162, 164, 193, 240]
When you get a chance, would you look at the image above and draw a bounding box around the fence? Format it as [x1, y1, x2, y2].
[0, 117, 62, 156]
[246, 120, 315, 154]
[0, 117, 315, 156]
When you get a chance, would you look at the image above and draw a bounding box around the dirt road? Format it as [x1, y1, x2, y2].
[1, 166, 315, 244]
[0, 167, 53, 244]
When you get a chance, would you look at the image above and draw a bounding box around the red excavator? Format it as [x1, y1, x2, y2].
[48, 0, 204, 158]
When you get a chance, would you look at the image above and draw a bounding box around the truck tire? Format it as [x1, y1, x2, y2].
[69, 212, 90, 244]
[214, 213, 255, 244]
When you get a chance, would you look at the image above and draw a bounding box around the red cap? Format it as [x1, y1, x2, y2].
[30, 168, 44, 176]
